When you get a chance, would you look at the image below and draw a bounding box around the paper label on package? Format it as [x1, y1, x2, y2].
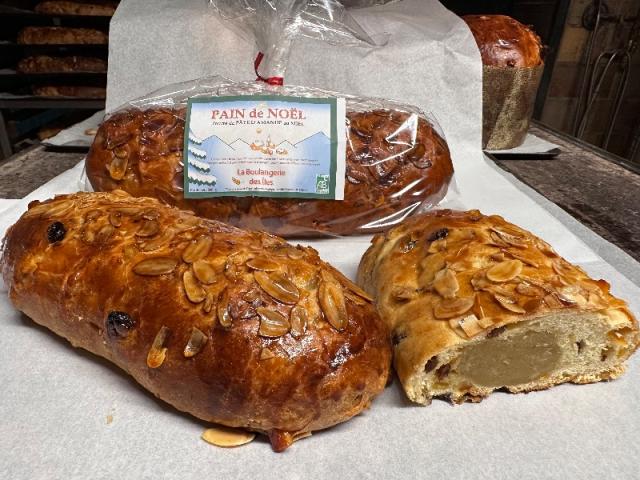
[183, 95, 346, 199]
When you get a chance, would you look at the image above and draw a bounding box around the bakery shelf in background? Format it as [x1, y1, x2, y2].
[0, 0, 117, 160]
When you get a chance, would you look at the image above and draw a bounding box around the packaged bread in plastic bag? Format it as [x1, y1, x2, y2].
[85, 1, 454, 237]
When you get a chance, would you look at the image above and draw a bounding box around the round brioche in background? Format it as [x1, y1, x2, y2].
[462, 15, 545, 149]
[462, 14, 543, 68]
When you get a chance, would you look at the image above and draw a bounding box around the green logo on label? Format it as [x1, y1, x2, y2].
[316, 174, 330, 194]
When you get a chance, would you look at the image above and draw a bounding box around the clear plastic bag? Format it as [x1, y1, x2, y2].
[340, 0, 396, 8]
[85, 76, 454, 237]
[207, 0, 381, 83]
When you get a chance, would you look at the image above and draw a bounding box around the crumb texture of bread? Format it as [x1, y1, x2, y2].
[1, 192, 391, 451]
[462, 15, 543, 67]
[357, 209, 639, 404]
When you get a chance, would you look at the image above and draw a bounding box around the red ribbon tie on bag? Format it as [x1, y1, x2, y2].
[254, 52, 284, 86]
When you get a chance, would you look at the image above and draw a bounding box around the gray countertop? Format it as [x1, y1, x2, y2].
[0, 145, 85, 199]
[493, 123, 640, 261]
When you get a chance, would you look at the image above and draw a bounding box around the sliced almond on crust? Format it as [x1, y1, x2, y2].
[202, 427, 256, 448]
[254, 271, 300, 305]
[345, 291, 367, 305]
[433, 268, 459, 299]
[138, 231, 172, 252]
[182, 236, 212, 263]
[486, 259, 523, 283]
[543, 293, 563, 309]
[334, 272, 374, 302]
[493, 293, 526, 314]
[192, 260, 217, 285]
[257, 307, 290, 337]
[287, 248, 305, 260]
[37, 200, 73, 218]
[457, 314, 484, 338]
[109, 212, 123, 227]
[133, 257, 178, 276]
[488, 231, 509, 248]
[505, 250, 539, 268]
[136, 219, 160, 237]
[147, 326, 170, 368]
[289, 305, 308, 338]
[246, 257, 280, 272]
[556, 287, 587, 306]
[108, 155, 128, 181]
[516, 282, 545, 297]
[490, 252, 505, 262]
[520, 276, 555, 293]
[260, 347, 276, 360]
[471, 271, 491, 290]
[95, 224, 115, 243]
[183, 270, 206, 304]
[203, 291, 214, 314]
[319, 276, 348, 331]
[477, 316, 495, 329]
[217, 289, 232, 328]
[552, 259, 570, 276]
[489, 227, 527, 248]
[433, 297, 475, 319]
[184, 327, 208, 358]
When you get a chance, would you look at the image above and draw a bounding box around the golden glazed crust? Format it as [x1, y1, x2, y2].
[462, 15, 543, 67]
[357, 209, 638, 404]
[85, 108, 453, 237]
[1, 192, 392, 452]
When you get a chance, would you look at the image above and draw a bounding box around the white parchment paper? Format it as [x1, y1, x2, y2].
[486, 132, 561, 156]
[42, 111, 105, 148]
[1, 1, 639, 478]
[0, 160, 639, 480]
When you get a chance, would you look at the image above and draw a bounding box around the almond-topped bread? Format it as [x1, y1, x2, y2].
[2, 191, 391, 452]
[462, 15, 543, 68]
[85, 103, 453, 237]
[357, 209, 639, 404]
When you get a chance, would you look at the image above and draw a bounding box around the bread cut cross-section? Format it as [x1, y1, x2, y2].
[357, 209, 639, 404]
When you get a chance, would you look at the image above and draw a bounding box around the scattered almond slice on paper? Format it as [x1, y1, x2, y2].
[201, 426, 256, 448]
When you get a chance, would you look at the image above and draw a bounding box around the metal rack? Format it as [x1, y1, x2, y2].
[572, 0, 640, 149]
[0, 1, 114, 159]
